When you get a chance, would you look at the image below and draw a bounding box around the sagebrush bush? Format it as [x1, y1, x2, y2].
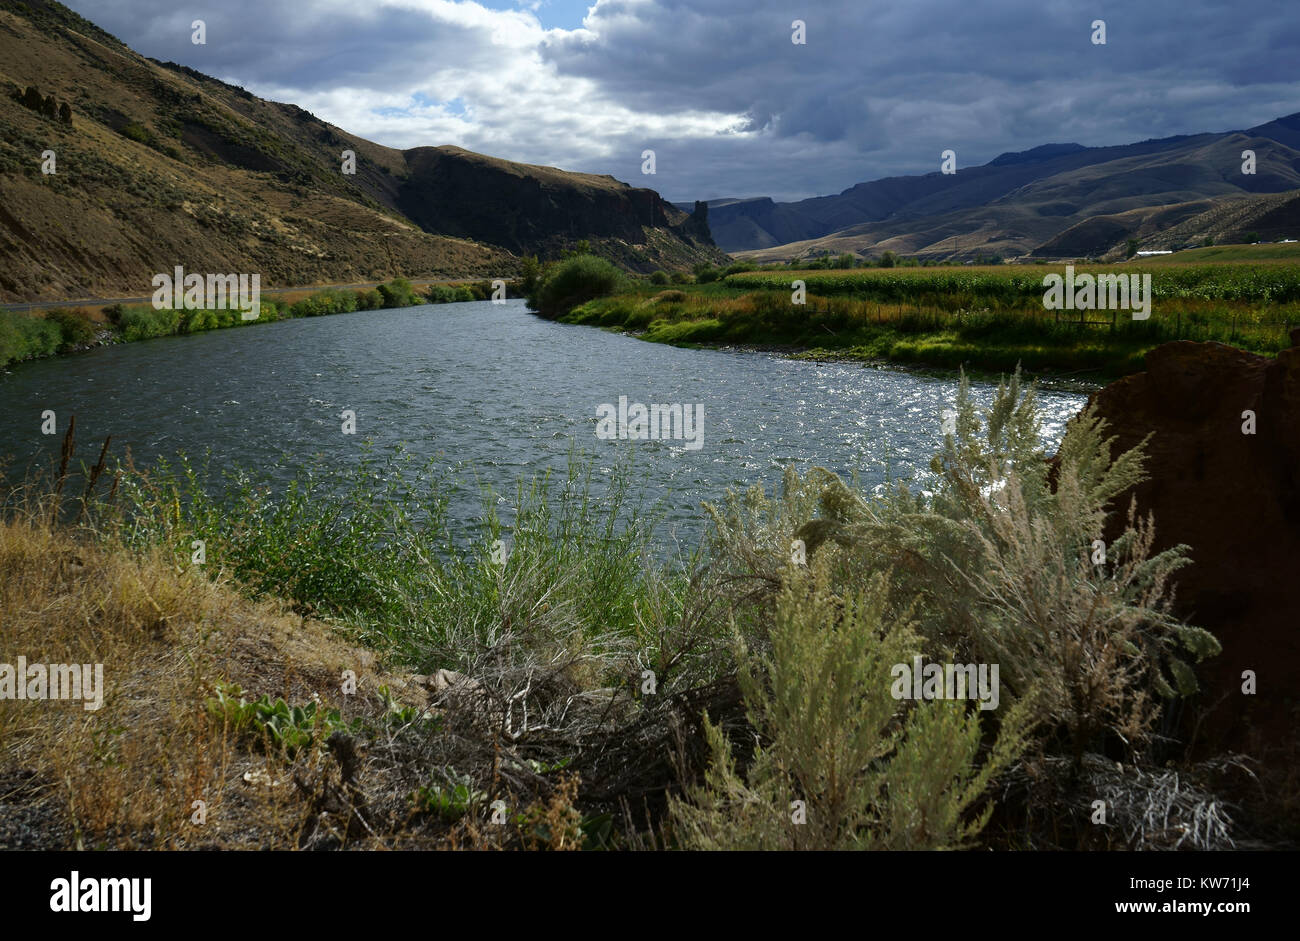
[699, 370, 1219, 769]
[668, 567, 1034, 850]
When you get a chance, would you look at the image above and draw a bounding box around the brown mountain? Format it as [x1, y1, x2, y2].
[0, 0, 723, 304]
[708, 117, 1300, 261]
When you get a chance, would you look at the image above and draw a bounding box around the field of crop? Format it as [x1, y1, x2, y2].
[1137, 243, 1300, 264]
[565, 258, 1300, 379]
[726, 262, 1300, 305]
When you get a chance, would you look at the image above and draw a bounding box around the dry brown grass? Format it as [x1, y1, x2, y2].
[0, 512, 431, 849]
[0, 500, 669, 851]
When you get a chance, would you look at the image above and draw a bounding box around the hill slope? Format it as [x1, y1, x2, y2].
[710, 116, 1300, 261]
[0, 0, 723, 303]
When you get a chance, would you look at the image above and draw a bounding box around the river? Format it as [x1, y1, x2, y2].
[0, 299, 1089, 545]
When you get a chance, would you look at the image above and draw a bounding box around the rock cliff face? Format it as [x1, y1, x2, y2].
[396, 147, 725, 271]
[1086, 336, 1300, 765]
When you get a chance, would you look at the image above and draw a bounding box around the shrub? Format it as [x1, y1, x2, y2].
[318, 288, 357, 314]
[530, 254, 626, 318]
[919, 375, 1220, 763]
[648, 270, 671, 285]
[121, 122, 153, 145]
[520, 255, 541, 294]
[116, 305, 181, 341]
[45, 308, 97, 351]
[699, 370, 1219, 773]
[290, 289, 356, 317]
[0, 310, 62, 366]
[668, 568, 1034, 850]
[256, 298, 285, 320]
[377, 277, 419, 308]
[354, 288, 383, 310]
[425, 284, 476, 304]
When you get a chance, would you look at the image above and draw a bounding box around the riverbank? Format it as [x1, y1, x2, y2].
[557, 262, 1300, 381]
[4, 370, 1288, 850]
[0, 277, 519, 370]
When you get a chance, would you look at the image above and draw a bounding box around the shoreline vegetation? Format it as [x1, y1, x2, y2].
[3, 248, 1292, 850]
[8, 373, 1286, 851]
[0, 277, 519, 370]
[11, 243, 1297, 385]
[530, 247, 1300, 380]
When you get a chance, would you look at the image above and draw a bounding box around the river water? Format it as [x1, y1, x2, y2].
[0, 300, 1088, 546]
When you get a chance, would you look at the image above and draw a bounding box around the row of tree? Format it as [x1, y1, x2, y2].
[10, 85, 73, 125]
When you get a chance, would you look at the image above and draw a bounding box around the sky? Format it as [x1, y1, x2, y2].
[61, 0, 1300, 203]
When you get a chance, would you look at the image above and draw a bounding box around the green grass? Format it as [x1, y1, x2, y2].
[2, 278, 488, 370]
[557, 261, 1300, 379]
[113, 446, 682, 671]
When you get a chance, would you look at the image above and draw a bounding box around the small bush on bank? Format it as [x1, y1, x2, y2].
[355, 288, 383, 310]
[0, 310, 62, 366]
[377, 277, 420, 308]
[425, 284, 476, 303]
[45, 308, 97, 350]
[529, 255, 626, 318]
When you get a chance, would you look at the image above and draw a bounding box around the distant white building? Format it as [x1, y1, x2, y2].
[1135, 250, 1174, 256]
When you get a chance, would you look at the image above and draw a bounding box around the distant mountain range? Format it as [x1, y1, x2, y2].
[678, 115, 1300, 261]
[0, 0, 724, 304]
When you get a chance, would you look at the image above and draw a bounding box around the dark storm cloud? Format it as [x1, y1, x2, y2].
[59, 0, 1300, 202]
[542, 0, 1300, 197]
[65, 0, 507, 89]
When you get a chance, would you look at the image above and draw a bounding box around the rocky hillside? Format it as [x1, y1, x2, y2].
[1030, 189, 1300, 260]
[0, 0, 723, 304]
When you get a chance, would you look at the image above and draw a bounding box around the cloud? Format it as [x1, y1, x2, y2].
[61, 0, 1300, 201]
